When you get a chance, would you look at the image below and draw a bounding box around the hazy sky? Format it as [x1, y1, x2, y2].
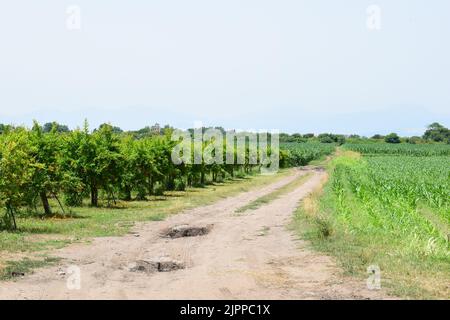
[0, 0, 449, 135]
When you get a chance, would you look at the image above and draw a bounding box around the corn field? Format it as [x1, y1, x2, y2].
[329, 153, 450, 259]
[343, 143, 450, 156]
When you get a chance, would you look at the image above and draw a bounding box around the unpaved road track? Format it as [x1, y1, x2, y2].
[0, 169, 388, 300]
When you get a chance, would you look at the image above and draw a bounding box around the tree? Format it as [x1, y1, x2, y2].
[279, 133, 290, 143]
[318, 134, 335, 143]
[61, 121, 102, 207]
[406, 136, 423, 144]
[384, 133, 401, 144]
[0, 129, 35, 229]
[291, 133, 306, 143]
[63, 122, 123, 207]
[60, 128, 89, 206]
[92, 124, 123, 205]
[133, 126, 153, 139]
[97, 123, 123, 134]
[334, 135, 346, 145]
[318, 133, 346, 145]
[43, 122, 69, 133]
[279, 133, 306, 143]
[423, 122, 450, 143]
[0, 124, 14, 135]
[29, 121, 65, 215]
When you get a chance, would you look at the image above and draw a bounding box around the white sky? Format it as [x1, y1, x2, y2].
[0, 0, 449, 135]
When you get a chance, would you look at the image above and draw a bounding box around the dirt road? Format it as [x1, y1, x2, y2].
[0, 169, 388, 300]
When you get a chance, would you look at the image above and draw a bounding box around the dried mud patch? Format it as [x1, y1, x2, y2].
[161, 224, 212, 239]
[129, 259, 185, 273]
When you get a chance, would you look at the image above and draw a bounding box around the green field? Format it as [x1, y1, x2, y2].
[293, 145, 450, 299]
[344, 143, 450, 156]
[281, 142, 335, 166]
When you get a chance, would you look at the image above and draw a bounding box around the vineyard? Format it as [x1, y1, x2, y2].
[0, 123, 333, 231]
[280, 142, 335, 166]
[0, 123, 263, 230]
[295, 143, 450, 298]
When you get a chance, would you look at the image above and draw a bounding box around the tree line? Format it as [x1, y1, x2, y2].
[1, 120, 447, 230]
[0, 121, 280, 230]
[278, 122, 450, 145]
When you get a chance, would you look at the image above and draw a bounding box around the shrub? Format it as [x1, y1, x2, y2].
[314, 216, 333, 239]
[64, 191, 85, 207]
[174, 179, 186, 191]
[153, 182, 165, 196]
[385, 133, 401, 144]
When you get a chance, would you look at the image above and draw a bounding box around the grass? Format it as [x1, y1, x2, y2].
[0, 169, 294, 275]
[0, 256, 61, 281]
[291, 151, 450, 300]
[235, 172, 312, 213]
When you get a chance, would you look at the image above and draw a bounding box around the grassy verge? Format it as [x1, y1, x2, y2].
[0, 256, 61, 281]
[291, 151, 450, 299]
[235, 172, 312, 213]
[0, 169, 294, 275]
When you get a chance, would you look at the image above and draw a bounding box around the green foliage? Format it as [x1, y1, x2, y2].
[29, 121, 65, 215]
[280, 143, 335, 166]
[279, 133, 306, 143]
[318, 133, 346, 145]
[1, 121, 293, 229]
[294, 151, 450, 298]
[313, 216, 333, 239]
[42, 122, 69, 133]
[153, 182, 165, 196]
[174, 179, 186, 191]
[333, 156, 449, 225]
[384, 132, 401, 144]
[423, 122, 450, 143]
[405, 136, 424, 144]
[97, 123, 123, 134]
[344, 143, 450, 156]
[0, 129, 35, 229]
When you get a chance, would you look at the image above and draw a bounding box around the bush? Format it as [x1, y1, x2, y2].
[64, 191, 84, 207]
[385, 133, 401, 144]
[423, 122, 450, 142]
[174, 179, 186, 191]
[314, 216, 333, 239]
[318, 133, 346, 145]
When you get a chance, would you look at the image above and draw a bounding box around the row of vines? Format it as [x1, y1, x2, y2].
[0, 123, 333, 230]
